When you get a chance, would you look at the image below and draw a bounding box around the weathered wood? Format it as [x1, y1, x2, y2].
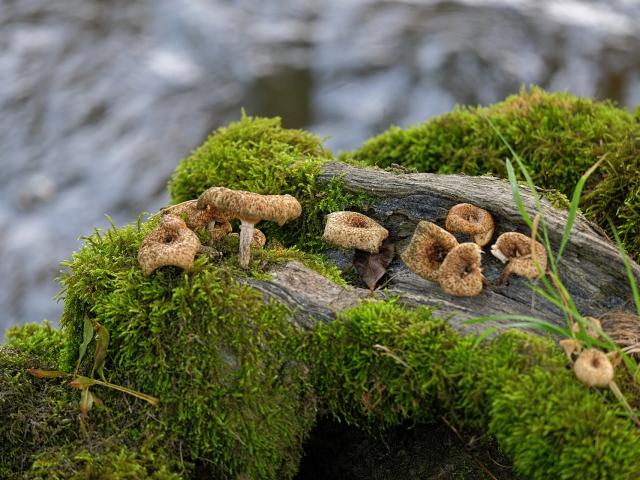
[252, 162, 640, 334]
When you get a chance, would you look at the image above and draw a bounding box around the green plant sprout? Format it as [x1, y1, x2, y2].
[467, 118, 640, 427]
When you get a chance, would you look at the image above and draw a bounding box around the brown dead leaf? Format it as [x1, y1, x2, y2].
[353, 238, 395, 291]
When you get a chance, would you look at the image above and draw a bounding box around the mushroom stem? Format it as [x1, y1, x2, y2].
[239, 220, 256, 268]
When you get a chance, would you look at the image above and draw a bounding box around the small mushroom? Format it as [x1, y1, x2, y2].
[198, 187, 301, 268]
[162, 199, 231, 245]
[322, 211, 389, 254]
[445, 203, 495, 247]
[573, 348, 614, 388]
[401, 221, 458, 282]
[138, 214, 201, 276]
[228, 228, 267, 249]
[438, 242, 485, 297]
[490, 232, 547, 283]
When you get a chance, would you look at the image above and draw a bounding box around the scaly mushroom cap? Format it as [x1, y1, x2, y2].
[138, 214, 201, 277]
[162, 199, 231, 230]
[229, 228, 267, 249]
[322, 211, 389, 254]
[197, 187, 301, 226]
[445, 203, 495, 247]
[401, 221, 458, 282]
[438, 242, 484, 297]
[491, 232, 547, 280]
[573, 348, 614, 388]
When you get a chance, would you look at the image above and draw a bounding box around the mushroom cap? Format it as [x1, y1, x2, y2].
[438, 242, 484, 297]
[573, 348, 614, 387]
[162, 199, 230, 229]
[491, 232, 547, 279]
[228, 228, 267, 249]
[208, 220, 233, 242]
[445, 203, 495, 247]
[322, 211, 389, 254]
[197, 187, 301, 226]
[138, 214, 201, 276]
[401, 221, 458, 282]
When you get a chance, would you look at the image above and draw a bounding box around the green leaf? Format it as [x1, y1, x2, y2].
[609, 220, 640, 317]
[75, 316, 94, 373]
[556, 159, 602, 264]
[79, 387, 93, 418]
[91, 321, 110, 381]
[27, 368, 69, 379]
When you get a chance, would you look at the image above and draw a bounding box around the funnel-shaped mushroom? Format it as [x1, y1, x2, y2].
[198, 187, 301, 268]
[138, 214, 201, 276]
[438, 243, 485, 296]
[573, 348, 614, 388]
[491, 232, 547, 283]
[445, 203, 495, 247]
[322, 211, 389, 254]
[163, 199, 232, 245]
[401, 221, 458, 282]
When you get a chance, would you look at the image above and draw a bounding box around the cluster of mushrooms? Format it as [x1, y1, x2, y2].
[138, 187, 301, 275]
[321, 203, 547, 297]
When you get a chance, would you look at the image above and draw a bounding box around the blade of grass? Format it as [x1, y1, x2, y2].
[505, 158, 532, 228]
[609, 220, 640, 317]
[555, 159, 603, 264]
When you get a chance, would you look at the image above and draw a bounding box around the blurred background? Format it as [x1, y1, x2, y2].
[1, 0, 640, 334]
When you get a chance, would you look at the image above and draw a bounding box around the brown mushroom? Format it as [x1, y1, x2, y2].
[490, 232, 547, 283]
[438, 242, 485, 296]
[401, 221, 458, 282]
[445, 203, 495, 247]
[322, 211, 389, 254]
[138, 214, 201, 276]
[209, 221, 233, 243]
[162, 199, 231, 245]
[197, 187, 301, 268]
[228, 228, 267, 249]
[573, 348, 614, 388]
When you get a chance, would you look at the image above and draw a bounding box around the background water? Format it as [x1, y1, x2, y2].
[1, 0, 640, 334]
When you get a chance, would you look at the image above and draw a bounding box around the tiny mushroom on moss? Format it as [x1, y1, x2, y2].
[197, 187, 301, 268]
[322, 211, 389, 254]
[138, 214, 201, 276]
[491, 232, 547, 283]
[445, 203, 495, 247]
[573, 348, 614, 388]
[438, 242, 485, 297]
[401, 221, 458, 282]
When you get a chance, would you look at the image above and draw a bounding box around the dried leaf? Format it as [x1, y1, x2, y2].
[91, 321, 110, 380]
[353, 239, 395, 291]
[27, 368, 69, 379]
[79, 387, 93, 418]
[76, 316, 94, 373]
[69, 376, 97, 389]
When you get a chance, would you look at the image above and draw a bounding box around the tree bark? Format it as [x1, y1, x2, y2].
[249, 162, 640, 334]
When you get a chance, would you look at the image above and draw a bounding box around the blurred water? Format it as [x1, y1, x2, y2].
[1, 0, 640, 334]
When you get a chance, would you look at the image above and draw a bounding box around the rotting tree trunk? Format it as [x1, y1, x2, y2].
[248, 162, 640, 334]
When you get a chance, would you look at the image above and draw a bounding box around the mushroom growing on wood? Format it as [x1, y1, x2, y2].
[438, 242, 485, 297]
[401, 221, 458, 282]
[197, 187, 301, 268]
[162, 199, 232, 245]
[490, 232, 547, 283]
[445, 203, 495, 247]
[138, 214, 201, 276]
[322, 211, 389, 254]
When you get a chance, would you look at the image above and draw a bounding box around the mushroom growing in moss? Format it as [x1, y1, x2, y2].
[162, 199, 232, 245]
[322, 211, 389, 254]
[445, 203, 495, 247]
[491, 232, 547, 283]
[138, 214, 201, 276]
[573, 348, 614, 388]
[198, 187, 301, 268]
[438, 242, 485, 297]
[401, 221, 458, 282]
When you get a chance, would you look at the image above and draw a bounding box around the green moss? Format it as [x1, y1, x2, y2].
[342, 87, 640, 257]
[168, 114, 375, 251]
[57, 220, 316, 479]
[306, 300, 640, 480]
[5, 321, 65, 367]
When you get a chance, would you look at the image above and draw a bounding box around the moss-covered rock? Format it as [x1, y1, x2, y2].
[306, 300, 640, 479]
[342, 88, 640, 258]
